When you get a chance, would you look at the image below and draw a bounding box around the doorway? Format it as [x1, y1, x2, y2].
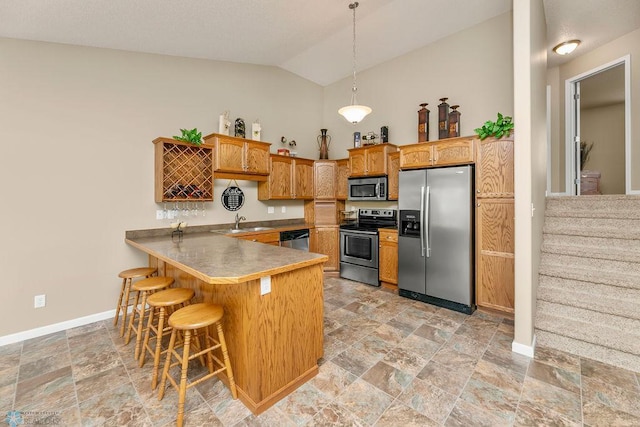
[565, 55, 630, 195]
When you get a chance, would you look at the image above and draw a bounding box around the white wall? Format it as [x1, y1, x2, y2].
[513, 0, 547, 355]
[0, 38, 322, 337]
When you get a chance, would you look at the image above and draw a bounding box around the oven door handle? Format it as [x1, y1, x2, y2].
[420, 186, 425, 257]
[340, 229, 378, 236]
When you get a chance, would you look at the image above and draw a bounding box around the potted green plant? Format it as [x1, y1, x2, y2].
[474, 113, 514, 140]
[173, 128, 203, 146]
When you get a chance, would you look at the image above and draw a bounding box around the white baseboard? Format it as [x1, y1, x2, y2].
[512, 334, 537, 358]
[0, 309, 117, 347]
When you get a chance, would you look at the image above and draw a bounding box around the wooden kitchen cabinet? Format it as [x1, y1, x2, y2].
[387, 152, 400, 200]
[258, 155, 314, 200]
[153, 137, 214, 203]
[314, 160, 336, 200]
[378, 228, 398, 290]
[336, 159, 349, 200]
[203, 133, 270, 181]
[399, 136, 474, 170]
[475, 134, 514, 314]
[348, 144, 398, 177]
[313, 226, 339, 271]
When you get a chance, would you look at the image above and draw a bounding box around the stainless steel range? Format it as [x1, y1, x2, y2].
[339, 209, 397, 286]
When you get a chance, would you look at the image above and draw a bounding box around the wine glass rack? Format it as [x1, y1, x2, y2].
[153, 138, 214, 202]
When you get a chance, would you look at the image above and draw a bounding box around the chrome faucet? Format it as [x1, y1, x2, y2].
[234, 213, 246, 229]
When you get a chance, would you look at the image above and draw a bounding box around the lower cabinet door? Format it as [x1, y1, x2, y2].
[315, 226, 339, 271]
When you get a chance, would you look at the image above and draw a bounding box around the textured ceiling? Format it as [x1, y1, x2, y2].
[1, 0, 639, 86]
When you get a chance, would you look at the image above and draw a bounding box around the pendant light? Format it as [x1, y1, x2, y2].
[338, 2, 372, 124]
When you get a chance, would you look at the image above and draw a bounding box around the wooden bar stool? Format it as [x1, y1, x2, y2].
[125, 276, 174, 360]
[139, 287, 195, 390]
[115, 267, 157, 337]
[158, 303, 237, 427]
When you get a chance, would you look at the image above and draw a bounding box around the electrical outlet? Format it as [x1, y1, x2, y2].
[260, 276, 271, 295]
[267, 206, 275, 214]
[34, 294, 46, 308]
[281, 206, 286, 213]
[156, 210, 165, 220]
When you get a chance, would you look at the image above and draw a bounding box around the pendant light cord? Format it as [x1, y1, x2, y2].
[350, 2, 359, 105]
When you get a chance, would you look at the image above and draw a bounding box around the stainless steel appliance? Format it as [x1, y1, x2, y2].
[398, 166, 475, 314]
[280, 229, 309, 251]
[348, 176, 387, 201]
[340, 209, 397, 286]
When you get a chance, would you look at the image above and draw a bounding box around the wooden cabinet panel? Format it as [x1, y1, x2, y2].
[349, 150, 367, 177]
[294, 158, 314, 199]
[258, 155, 314, 200]
[245, 141, 270, 175]
[315, 226, 339, 271]
[476, 198, 514, 313]
[378, 228, 398, 289]
[476, 135, 514, 197]
[336, 159, 349, 200]
[433, 138, 474, 166]
[314, 161, 336, 200]
[348, 144, 398, 177]
[235, 231, 280, 245]
[203, 133, 271, 180]
[399, 144, 432, 169]
[387, 152, 400, 201]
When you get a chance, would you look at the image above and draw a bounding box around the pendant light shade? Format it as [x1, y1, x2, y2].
[339, 2, 371, 124]
[338, 104, 372, 124]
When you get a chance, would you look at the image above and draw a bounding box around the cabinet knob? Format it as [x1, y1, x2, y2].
[477, 203, 481, 207]
[477, 189, 481, 193]
[252, 239, 257, 242]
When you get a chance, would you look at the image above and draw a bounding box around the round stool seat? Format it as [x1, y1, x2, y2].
[169, 303, 223, 330]
[119, 267, 157, 279]
[133, 276, 175, 292]
[148, 288, 194, 307]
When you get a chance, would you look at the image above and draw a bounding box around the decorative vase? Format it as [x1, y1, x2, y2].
[234, 118, 245, 138]
[448, 105, 461, 138]
[418, 103, 429, 142]
[317, 129, 331, 159]
[438, 97, 449, 139]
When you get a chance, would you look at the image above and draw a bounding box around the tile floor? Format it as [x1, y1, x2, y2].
[1, 276, 639, 426]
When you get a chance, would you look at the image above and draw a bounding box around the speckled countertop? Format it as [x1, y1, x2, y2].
[125, 232, 327, 285]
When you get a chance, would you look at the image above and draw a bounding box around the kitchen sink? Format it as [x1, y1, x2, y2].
[227, 226, 274, 233]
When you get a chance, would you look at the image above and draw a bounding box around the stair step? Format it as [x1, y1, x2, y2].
[545, 209, 640, 220]
[540, 252, 640, 275]
[536, 330, 640, 373]
[538, 263, 640, 291]
[535, 309, 640, 355]
[537, 276, 640, 320]
[541, 241, 640, 263]
[536, 300, 640, 333]
[546, 195, 640, 213]
[543, 216, 640, 239]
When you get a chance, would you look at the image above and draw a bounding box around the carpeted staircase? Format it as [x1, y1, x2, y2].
[536, 195, 640, 372]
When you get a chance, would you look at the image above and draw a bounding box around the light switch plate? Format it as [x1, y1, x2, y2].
[260, 276, 271, 295]
[268, 206, 275, 214]
[281, 206, 286, 213]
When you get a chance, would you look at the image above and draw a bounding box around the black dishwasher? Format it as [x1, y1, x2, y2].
[279, 229, 310, 251]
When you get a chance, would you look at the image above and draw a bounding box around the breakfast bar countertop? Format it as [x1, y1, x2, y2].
[125, 232, 327, 285]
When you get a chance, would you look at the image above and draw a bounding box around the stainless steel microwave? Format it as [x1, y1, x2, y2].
[348, 176, 387, 201]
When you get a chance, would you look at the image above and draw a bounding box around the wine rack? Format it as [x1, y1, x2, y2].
[153, 138, 214, 202]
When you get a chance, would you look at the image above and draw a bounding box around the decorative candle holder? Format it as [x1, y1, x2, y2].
[438, 98, 450, 139]
[418, 103, 429, 142]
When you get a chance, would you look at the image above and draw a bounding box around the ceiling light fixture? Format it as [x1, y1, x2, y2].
[553, 39, 581, 55]
[338, 2, 372, 124]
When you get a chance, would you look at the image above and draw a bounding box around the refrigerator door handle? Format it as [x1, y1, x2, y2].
[425, 185, 431, 257]
[420, 186, 425, 257]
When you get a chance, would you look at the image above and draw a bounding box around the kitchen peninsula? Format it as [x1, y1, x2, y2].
[125, 232, 327, 414]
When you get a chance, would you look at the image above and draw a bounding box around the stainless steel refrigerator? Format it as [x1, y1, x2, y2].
[398, 166, 475, 314]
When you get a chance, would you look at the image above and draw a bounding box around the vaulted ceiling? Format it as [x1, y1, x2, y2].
[1, 0, 639, 86]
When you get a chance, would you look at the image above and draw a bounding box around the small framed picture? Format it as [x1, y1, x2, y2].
[354, 131, 361, 148]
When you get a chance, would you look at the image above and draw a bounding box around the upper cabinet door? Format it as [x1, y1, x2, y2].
[349, 149, 367, 177]
[268, 155, 293, 199]
[214, 136, 245, 173]
[294, 158, 315, 199]
[314, 161, 336, 200]
[475, 135, 514, 197]
[245, 141, 270, 175]
[335, 159, 350, 200]
[365, 145, 388, 176]
[387, 152, 400, 201]
[432, 138, 474, 166]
